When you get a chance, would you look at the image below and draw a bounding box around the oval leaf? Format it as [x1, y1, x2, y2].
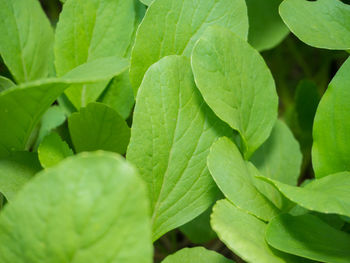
[69, 102, 130, 154]
[127, 55, 231, 241]
[279, 0, 350, 50]
[0, 152, 153, 263]
[191, 26, 278, 158]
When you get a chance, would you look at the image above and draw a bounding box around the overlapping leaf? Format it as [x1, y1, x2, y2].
[127, 55, 231, 240]
[251, 120, 302, 186]
[211, 200, 306, 263]
[55, 0, 141, 108]
[208, 137, 279, 221]
[257, 172, 350, 218]
[130, 0, 248, 92]
[0, 57, 127, 158]
[266, 213, 350, 263]
[192, 26, 278, 158]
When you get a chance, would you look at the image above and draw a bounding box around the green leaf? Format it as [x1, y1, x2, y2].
[191, 26, 278, 158]
[180, 206, 217, 244]
[294, 80, 320, 133]
[312, 57, 350, 178]
[246, 0, 289, 51]
[0, 152, 152, 263]
[257, 172, 350, 218]
[34, 106, 67, 149]
[251, 120, 302, 186]
[0, 0, 54, 83]
[130, 0, 248, 93]
[99, 70, 134, 119]
[208, 137, 279, 221]
[0, 152, 41, 201]
[279, 0, 350, 50]
[0, 76, 15, 92]
[38, 133, 73, 168]
[0, 80, 68, 158]
[211, 199, 304, 263]
[55, 0, 140, 108]
[162, 247, 234, 263]
[127, 55, 231, 241]
[0, 57, 127, 158]
[139, 0, 152, 6]
[69, 102, 130, 154]
[60, 56, 128, 83]
[266, 213, 350, 263]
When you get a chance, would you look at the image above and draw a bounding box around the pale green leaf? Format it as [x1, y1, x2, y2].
[251, 120, 302, 186]
[60, 56, 128, 83]
[69, 102, 130, 154]
[211, 199, 305, 263]
[162, 247, 234, 263]
[208, 137, 279, 221]
[0, 152, 152, 263]
[127, 55, 231, 241]
[257, 172, 350, 218]
[139, 0, 152, 6]
[130, 0, 248, 92]
[0, 80, 68, 158]
[0, 76, 15, 92]
[34, 106, 67, 149]
[192, 26, 278, 158]
[266, 213, 350, 263]
[55, 0, 139, 108]
[0, 57, 128, 158]
[99, 70, 134, 119]
[246, 0, 289, 51]
[0, 0, 54, 83]
[279, 0, 350, 50]
[38, 133, 73, 168]
[0, 152, 41, 201]
[312, 57, 350, 178]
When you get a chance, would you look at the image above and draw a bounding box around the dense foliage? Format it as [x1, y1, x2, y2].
[0, 0, 349, 262]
